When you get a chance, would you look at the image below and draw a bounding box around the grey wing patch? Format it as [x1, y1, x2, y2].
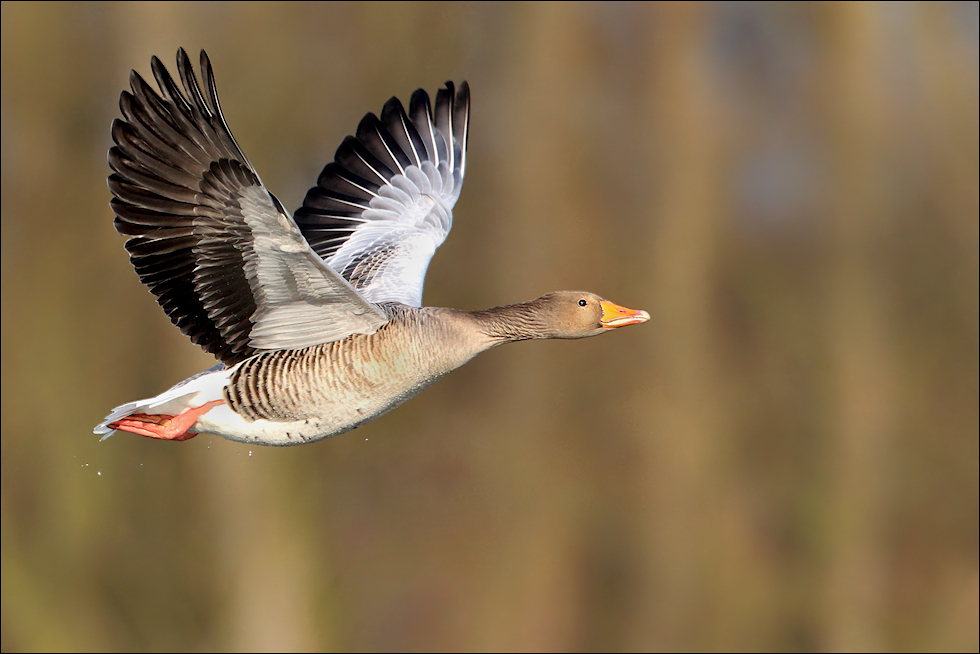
[237, 187, 387, 349]
[294, 82, 470, 307]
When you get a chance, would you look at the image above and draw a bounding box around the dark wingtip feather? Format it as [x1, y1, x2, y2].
[339, 130, 395, 184]
[109, 48, 265, 365]
[151, 55, 193, 118]
[199, 50, 218, 115]
[455, 81, 470, 126]
[434, 82, 454, 127]
[128, 69, 146, 94]
[455, 81, 470, 175]
[434, 82, 457, 169]
[175, 48, 193, 91]
[380, 96, 427, 168]
[408, 88, 435, 163]
[409, 88, 432, 122]
[361, 111, 413, 174]
[176, 48, 209, 120]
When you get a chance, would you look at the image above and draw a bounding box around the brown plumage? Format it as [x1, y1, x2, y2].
[94, 51, 648, 446]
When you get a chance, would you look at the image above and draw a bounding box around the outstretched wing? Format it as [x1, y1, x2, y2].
[109, 49, 387, 366]
[294, 81, 470, 307]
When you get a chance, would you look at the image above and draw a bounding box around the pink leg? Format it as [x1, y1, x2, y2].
[109, 400, 224, 441]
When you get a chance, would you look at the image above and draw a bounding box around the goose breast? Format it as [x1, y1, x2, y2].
[192, 307, 485, 445]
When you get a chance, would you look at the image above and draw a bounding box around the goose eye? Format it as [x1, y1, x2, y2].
[578, 299, 588, 307]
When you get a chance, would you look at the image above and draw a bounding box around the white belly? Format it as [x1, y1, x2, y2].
[192, 376, 437, 446]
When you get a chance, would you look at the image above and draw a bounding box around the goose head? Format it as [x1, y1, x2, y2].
[472, 291, 649, 343]
[533, 291, 650, 338]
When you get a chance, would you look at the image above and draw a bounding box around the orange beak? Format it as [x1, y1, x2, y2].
[599, 300, 650, 328]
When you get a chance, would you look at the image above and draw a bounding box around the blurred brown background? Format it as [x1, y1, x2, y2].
[2, 2, 977, 651]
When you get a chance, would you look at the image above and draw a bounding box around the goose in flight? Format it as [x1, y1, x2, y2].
[95, 49, 649, 446]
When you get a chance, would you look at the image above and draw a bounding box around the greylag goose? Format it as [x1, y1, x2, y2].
[94, 49, 649, 446]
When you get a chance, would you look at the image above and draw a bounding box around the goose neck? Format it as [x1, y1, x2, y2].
[469, 299, 553, 344]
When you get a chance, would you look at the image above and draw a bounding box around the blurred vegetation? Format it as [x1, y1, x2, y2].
[1, 2, 977, 651]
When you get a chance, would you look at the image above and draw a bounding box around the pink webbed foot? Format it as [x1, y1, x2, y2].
[109, 400, 224, 441]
